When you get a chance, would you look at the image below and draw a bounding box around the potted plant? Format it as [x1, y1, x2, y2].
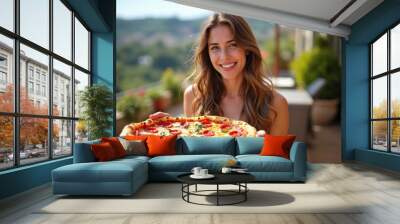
[290, 36, 341, 125]
[117, 93, 152, 122]
[161, 68, 183, 105]
[146, 87, 171, 112]
[79, 84, 113, 140]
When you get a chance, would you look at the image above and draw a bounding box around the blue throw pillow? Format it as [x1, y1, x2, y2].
[177, 137, 235, 155]
[236, 137, 264, 155]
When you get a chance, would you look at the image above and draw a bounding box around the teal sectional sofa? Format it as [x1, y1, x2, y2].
[52, 137, 307, 196]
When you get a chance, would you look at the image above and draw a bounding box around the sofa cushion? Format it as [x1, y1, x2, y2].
[177, 137, 236, 155]
[236, 137, 264, 155]
[148, 154, 235, 172]
[52, 159, 147, 183]
[236, 155, 293, 172]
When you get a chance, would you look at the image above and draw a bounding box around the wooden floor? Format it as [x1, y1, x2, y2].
[1, 162, 400, 224]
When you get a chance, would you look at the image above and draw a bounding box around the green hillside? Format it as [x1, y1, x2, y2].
[116, 17, 274, 92]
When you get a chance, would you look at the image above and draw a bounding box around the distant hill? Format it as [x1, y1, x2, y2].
[116, 17, 274, 47]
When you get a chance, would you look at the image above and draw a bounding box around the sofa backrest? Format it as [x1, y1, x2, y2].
[73, 139, 101, 163]
[235, 137, 264, 155]
[177, 137, 236, 155]
[73, 137, 265, 162]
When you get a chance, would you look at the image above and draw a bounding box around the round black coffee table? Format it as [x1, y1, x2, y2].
[177, 173, 255, 206]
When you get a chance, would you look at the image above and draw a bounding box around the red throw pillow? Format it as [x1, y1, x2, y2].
[146, 135, 177, 157]
[101, 137, 127, 158]
[91, 142, 117, 162]
[260, 134, 296, 159]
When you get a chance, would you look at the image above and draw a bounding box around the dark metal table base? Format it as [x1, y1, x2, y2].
[181, 183, 249, 206]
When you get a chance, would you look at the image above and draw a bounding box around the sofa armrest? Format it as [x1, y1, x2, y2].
[289, 141, 307, 181]
[73, 140, 100, 163]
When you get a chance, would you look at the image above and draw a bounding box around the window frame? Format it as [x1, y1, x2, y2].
[0, 0, 92, 171]
[370, 20, 400, 154]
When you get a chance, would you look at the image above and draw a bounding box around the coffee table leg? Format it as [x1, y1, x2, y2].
[217, 184, 219, 206]
[195, 184, 197, 192]
[245, 183, 247, 201]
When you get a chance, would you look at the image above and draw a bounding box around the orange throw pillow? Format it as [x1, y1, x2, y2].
[91, 142, 117, 162]
[124, 135, 148, 141]
[260, 134, 296, 159]
[101, 137, 127, 158]
[146, 135, 177, 157]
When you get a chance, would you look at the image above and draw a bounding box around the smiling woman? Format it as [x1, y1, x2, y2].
[182, 13, 289, 135]
[150, 13, 289, 135]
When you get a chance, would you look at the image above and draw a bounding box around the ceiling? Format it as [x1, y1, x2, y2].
[168, 0, 384, 38]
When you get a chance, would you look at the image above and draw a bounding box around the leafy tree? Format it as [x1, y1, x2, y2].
[0, 85, 59, 150]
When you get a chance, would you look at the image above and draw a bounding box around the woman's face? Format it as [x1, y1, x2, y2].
[207, 24, 246, 81]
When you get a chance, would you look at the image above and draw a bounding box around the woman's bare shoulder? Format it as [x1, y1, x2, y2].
[183, 85, 196, 116]
[271, 90, 288, 110]
[184, 84, 198, 99]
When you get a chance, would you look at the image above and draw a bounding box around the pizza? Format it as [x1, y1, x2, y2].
[120, 115, 257, 137]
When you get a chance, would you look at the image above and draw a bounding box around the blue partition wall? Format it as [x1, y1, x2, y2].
[343, 0, 400, 171]
[0, 0, 116, 199]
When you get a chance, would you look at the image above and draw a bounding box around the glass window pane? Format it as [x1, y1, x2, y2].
[372, 33, 387, 76]
[20, 0, 49, 49]
[0, 116, 14, 170]
[391, 24, 400, 70]
[391, 72, 400, 118]
[372, 121, 388, 151]
[372, 76, 387, 119]
[53, 59, 72, 117]
[20, 44, 49, 115]
[75, 120, 88, 143]
[0, 34, 14, 112]
[53, 119, 72, 158]
[391, 120, 400, 153]
[74, 69, 89, 118]
[0, 0, 14, 31]
[53, 0, 72, 60]
[74, 17, 89, 70]
[20, 117, 49, 165]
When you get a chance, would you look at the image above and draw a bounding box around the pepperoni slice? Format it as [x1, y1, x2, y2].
[157, 121, 172, 128]
[203, 123, 212, 128]
[220, 123, 231, 129]
[146, 127, 158, 133]
[202, 129, 215, 136]
[200, 118, 211, 125]
[169, 129, 182, 135]
[228, 130, 241, 137]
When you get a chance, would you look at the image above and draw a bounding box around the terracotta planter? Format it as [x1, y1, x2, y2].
[311, 98, 339, 126]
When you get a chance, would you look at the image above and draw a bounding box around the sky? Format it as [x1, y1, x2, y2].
[117, 0, 212, 20]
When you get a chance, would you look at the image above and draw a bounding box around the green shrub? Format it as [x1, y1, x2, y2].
[161, 68, 183, 104]
[117, 94, 152, 122]
[290, 43, 340, 99]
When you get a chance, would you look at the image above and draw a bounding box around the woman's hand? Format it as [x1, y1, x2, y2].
[256, 130, 266, 137]
[149, 111, 170, 120]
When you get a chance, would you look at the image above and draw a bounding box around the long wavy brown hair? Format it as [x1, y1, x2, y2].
[189, 13, 276, 131]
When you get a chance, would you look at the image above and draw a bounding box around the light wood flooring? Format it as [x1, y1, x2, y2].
[1, 162, 400, 224]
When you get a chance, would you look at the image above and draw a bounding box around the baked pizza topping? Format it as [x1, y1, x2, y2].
[120, 115, 257, 137]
